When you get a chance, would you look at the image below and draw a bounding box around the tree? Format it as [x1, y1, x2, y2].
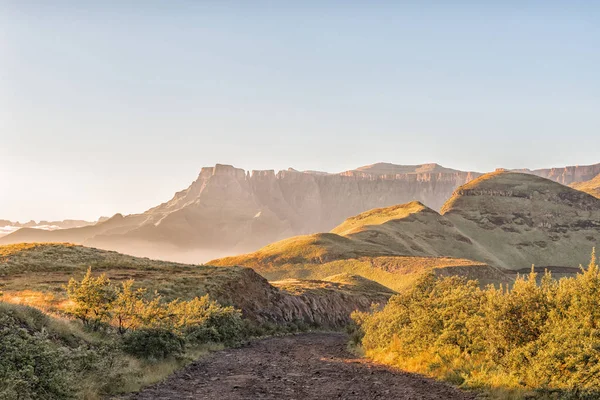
[65, 268, 115, 330]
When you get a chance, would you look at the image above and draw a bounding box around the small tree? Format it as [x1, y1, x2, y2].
[111, 280, 147, 334]
[66, 268, 115, 330]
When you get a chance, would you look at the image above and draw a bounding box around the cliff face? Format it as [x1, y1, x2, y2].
[5, 161, 597, 263]
[519, 163, 600, 185]
[214, 172, 600, 276]
[207, 268, 392, 328]
[109, 164, 480, 255]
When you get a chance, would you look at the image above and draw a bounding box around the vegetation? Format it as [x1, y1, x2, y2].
[0, 268, 244, 400]
[66, 268, 244, 350]
[352, 250, 600, 398]
[0, 301, 126, 400]
[215, 251, 508, 292]
[571, 174, 600, 199]
[331, 201, 429, 235]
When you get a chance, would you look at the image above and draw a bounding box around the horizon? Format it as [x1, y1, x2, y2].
[1, 159, 599, 222]
[2, 1, 599, 221]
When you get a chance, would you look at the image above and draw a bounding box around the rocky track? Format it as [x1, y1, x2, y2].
[123, 333, 476, 400]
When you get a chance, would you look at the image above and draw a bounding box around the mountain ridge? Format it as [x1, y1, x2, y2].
[212, 172, 600, 284]
[1, 161, 598, 262]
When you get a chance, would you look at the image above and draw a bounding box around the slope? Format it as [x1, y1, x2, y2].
[570, 173, 600, 199]
[441, 171, 600, 269]
[0, 243, 390, 328]
[211, 201, 510, 290]
[0, 163, 480, 262]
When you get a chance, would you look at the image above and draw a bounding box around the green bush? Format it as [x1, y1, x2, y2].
[355, 250, 600, 398]
[122, 328, 184, 360]
[66, 270, 244, 345]
[0, 302, 128, 399]
[0, 315, 75, 400]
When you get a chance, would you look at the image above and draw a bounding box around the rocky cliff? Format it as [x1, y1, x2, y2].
[518, 162, 600, 185]
[4, 161, 598, 263]
[214, 172, 600, 279]
[103, 163, 480, 255]
[9, 163, 476, 261]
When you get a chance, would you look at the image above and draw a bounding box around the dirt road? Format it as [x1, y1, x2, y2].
[125, 333, 476, 400]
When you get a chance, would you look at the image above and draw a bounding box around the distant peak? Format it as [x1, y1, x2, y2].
[351, 162, 463, 175]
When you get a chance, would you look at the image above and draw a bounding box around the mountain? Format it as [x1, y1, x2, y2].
[570, 173, 600, 199]
[212, 171, 600, 289]
[0, 218, 102, 238]
[2, 162, 597, 263]
[211, 200, 511, 290]
[440, 171, 600, 269]
[351, 162, 465, 175]
[517, 162, 600, 185]
[0, 163, 480, 262]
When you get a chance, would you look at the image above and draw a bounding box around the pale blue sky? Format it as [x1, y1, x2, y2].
[1, 1, 599, 221]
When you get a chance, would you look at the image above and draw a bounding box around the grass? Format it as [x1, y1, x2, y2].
[571, 173, 600, 199]
[271, 273, 396, 296]
[218, 254, 509, 292]
[0, 242, 399, 398]
[0, 243, 253, 302]
[213, 172, 599, 292]
[331, 201, 430, 236]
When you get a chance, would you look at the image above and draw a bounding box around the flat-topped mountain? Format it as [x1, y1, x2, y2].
[348, 162, 467, 175]
[2, 162, 598, 263]
[0, 163, 481, 261]
[516, 162, 600, 185]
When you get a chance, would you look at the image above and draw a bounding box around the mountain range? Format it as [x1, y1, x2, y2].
[0, 218, 106, 238]
[1, 162, 599, 263]
[212, 170, 600, 291]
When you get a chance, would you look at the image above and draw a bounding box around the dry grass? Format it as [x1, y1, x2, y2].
[0, 242, 251, 302]
[271, 273, 396, 296]
[571, 173, 600, 198]
[331, 201, 429, 236]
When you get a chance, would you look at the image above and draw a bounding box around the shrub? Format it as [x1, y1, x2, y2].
[66, 270, 244, 346]
[0, 315, 75, 400]
[66, 268, 115, 330]
[122, 328, 185, 360]
[355, 250, 600, 398]
[0, 302, 128, 399]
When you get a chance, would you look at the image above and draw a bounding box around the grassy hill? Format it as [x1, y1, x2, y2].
[0, 243, 391, 328]
[212, 171, 600, 288]
[441, 171, 600, 269]
[570, 173, 600, 199]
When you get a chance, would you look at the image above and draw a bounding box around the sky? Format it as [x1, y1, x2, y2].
[0, 1, 599, 221]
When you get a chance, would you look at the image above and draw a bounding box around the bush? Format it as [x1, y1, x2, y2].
[355, 250, 600, 398]
[0, 302, 128, 399]
[0, 315, 75, 400]
[122, 328, 184, 360]
[66, 270, 245, 351]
